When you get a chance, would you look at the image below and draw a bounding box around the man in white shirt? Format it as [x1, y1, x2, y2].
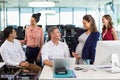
[41, 27, 70, 67]
[0, 27, 42, 72]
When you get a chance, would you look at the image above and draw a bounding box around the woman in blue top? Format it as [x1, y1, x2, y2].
[72, 14, 100, 64]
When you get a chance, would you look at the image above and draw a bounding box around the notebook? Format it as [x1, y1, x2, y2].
[53, 70, 76, 78]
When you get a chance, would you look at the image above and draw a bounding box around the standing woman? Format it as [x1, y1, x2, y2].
[102, 15, 118, 40]
[72, 14, 100, 64]
[21, 13, 44, 67]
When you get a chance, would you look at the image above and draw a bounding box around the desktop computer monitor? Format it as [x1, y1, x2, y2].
[94, 41, 120, 65]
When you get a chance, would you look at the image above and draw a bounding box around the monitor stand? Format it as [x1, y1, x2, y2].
[112, 54, 120, 73]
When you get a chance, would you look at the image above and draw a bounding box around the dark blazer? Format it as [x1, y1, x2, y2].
[72, 30, 100, 63]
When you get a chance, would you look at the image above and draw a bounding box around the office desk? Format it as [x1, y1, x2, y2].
[0, 62, 5, 68]
[39, 65, 120, 80]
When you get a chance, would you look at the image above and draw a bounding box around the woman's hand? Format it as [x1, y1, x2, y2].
[72, 52, 81, 60]
[36, 56, 40, 63]
[36, 53, 41, 63]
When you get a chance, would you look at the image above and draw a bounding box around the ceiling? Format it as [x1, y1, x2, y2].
[0, 0, 120, 8]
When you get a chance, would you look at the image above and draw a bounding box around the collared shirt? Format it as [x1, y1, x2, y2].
[0, 39, 26, 66]
[21, 26, 44, 48]
[41, 41, 70, 62]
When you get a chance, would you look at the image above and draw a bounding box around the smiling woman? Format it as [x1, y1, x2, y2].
[102, 14, 118, 40]
[20, 13, 44, 67]
[72, 14, 100, 64]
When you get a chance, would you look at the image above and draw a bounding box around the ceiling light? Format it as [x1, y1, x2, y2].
[29, 1, 55, 7]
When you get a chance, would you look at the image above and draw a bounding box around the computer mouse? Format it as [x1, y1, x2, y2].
[74, 67, 83, 71]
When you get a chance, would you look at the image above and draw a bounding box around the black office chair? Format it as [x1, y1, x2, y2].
[0, 31, 5, 47]
[16, 26, 25, 40]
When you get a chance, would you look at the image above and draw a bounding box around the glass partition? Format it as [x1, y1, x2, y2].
[0, 1, 6, 30]
[60, 8, 73, 25]
[7, 8, 19, 27]
[0, 6, 119, 39]
[74, 8, 86, 28]
[20, 8, 32, 27]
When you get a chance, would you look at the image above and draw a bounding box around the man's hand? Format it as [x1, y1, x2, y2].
[19, 61, 29, 67]
[44, 60, 53, 67]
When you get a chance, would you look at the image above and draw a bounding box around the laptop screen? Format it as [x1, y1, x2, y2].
[53, 58, 75, 70]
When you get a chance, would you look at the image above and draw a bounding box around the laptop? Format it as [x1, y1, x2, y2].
[53, 58, 75, 71]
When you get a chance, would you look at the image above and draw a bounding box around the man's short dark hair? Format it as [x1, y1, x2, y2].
[3, 27, 13, 39]
[48, 26, 58, 40]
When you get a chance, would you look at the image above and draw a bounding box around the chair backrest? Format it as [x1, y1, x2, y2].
[0, 54, 4, 62]
[0, 31, 5, 46]
[16, 27, 25, 40]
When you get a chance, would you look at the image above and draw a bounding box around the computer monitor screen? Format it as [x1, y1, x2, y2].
[94, 41, 120, 65]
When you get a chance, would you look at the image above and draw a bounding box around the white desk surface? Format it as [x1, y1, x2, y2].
[39, 65, 120, 80]
[0, 62, 5, 68]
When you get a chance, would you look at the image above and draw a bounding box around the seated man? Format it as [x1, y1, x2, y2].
[41, 27, 70, 67]
[0, 27, 42, 72]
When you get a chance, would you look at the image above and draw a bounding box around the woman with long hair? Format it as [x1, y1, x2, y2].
[102, 14, 118, 40]
[72, 14, 100, 64]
